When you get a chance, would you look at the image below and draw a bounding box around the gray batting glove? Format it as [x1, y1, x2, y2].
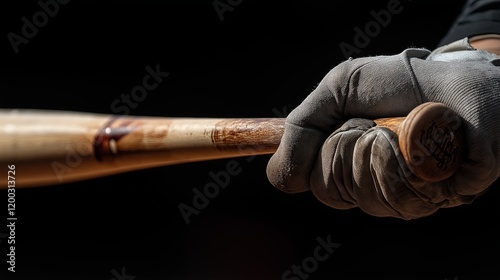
[266, 38, 500, 220]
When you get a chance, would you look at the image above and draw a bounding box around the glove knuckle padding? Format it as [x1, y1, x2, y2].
[324, 50, 428, 119]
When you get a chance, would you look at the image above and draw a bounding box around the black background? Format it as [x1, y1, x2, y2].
[2, 0, 500, 279]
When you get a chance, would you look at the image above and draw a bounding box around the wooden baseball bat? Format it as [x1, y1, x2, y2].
[0, 102, 463, 188]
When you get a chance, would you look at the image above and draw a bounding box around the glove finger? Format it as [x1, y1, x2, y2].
[266, 123, 326, 193]
[266, 118, 375, 194]
[352, 127, 446, 219]
[308, 118, 375, 209]
[311, 126, 453, 220]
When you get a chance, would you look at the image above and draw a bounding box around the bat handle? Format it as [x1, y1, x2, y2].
[312, 102, 463, 182]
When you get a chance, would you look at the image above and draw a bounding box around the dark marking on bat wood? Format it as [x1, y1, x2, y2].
[399, 102, 464, 182]
[419, 121, 459, 171]
[93, 116, 137, 161]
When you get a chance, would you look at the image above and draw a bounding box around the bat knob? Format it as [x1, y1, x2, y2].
[399, 102, 464, 182]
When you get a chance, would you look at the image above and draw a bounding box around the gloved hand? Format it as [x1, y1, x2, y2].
[266, 38, 500, 220]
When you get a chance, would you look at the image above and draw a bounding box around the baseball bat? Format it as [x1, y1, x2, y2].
[0, 102, 463, 188]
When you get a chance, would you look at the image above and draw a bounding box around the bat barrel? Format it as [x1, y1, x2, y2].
[0, 110, 285, 188]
